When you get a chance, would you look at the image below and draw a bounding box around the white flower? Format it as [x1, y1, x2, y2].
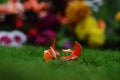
[0, 31, 27, 47]
[11, 30, 27, 44]
[0, 31, 12, 46]
[0, 30, 27, 47]
[85, 0, 103, 12]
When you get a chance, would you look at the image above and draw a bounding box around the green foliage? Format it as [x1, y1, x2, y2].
[0, 46, 120, 80]
[97, 5, 110, 21]
[0, 0, 7, 4]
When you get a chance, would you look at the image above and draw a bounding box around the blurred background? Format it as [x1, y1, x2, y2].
[0, 0, 120, 49]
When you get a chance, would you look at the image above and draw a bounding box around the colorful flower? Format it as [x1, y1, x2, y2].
[11, 30, 27, 44]
[15, 18, 24, 28]
[0, 31, 12, 46]
[64, 41, 71, 48]
[66, 0, 91, 23]
[115, 11, 120, 22]
[41, 13, 60, 29]
[74, 15, 105, 48]
[0, 31, 27, 47]
[88, 28, 105, 48]
[0, 4, 7, 13]
[74, 16, 98, 40]
[42, 29, 56, 40]
[6, 0, 24, 14]
[44, 39, 59, 62]
[27, 28, 38, 38]
[98, 19, 106, 31]
[35, 35, 48, 45]
[61, 41, 82, 61]
[34, 29, 56, 45]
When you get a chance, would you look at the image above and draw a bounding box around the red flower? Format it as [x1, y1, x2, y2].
[27, 28, 38, 38]
[15, 18, 23, 28]
[61, 41, 82, 61]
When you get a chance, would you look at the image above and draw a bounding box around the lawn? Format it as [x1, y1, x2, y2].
[0, 45, 120, 80]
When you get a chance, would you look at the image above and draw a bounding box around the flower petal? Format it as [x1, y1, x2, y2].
[44, 51, 53, 62]
[43, 38, 59, 62]
[61, 41, 82, 61]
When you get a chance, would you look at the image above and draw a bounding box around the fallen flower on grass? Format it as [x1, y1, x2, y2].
[44, 39, 59, 62]
[61, 41, 82, 61]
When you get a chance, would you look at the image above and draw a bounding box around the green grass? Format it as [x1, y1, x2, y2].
[0, 46, 120, 80]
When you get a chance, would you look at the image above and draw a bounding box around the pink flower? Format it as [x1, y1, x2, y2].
[0, 36, 12, 45]
[35, 35, 48, 45]
[11, 30, 27, 44]
[14, 35, 22, 43]
[0, 31, 12, 46]
[42, 29, 56, 40]
[64, 41, 71, 48]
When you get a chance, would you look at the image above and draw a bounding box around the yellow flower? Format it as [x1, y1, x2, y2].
[74, 16, 98, 40]
[66, 1, 91, 23]
[74, 15, 105, 48]
[88, 28, 105, 48]
[75, 23, 88, 40]
[115, 11, 120, 22]
[83, 16, 98, 30]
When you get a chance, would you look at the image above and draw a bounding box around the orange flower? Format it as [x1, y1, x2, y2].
[43, 39, 59, 62]
[115, 11, 120, 22]
[0, 5, 7, 13]
[98, 19, 106, 31]
[61, 41, 82, 61]
[66, 1, 91, 23]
